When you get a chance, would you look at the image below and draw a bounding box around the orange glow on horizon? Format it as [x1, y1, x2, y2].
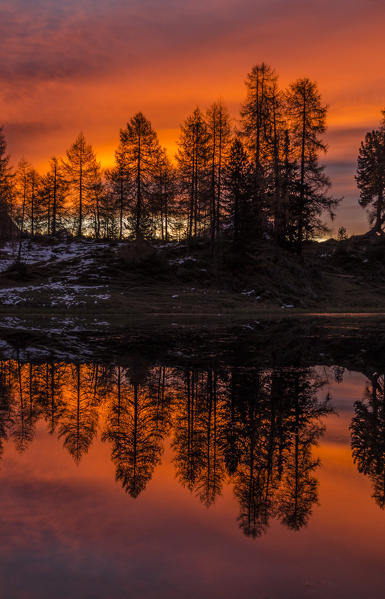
[3, 0, 385, 234]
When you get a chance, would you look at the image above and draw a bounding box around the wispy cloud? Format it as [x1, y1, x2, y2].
[0, 0, 384, 232]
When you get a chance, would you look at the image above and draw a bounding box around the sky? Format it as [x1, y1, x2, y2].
[1, 0, 385, 235]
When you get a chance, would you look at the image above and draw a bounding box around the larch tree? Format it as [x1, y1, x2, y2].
[41, 157, 68, 235]
[240, 63, 278, 230]
[15, 159, 30, 235]
[62, 132, 101, 237]
[206, 101, 232, 244]
[105, 152, 131, 240]
[151, 147, 176, 241]
[117, 112, 161, 239]
[0, 128, 16, 239]
[223, 138, 253, 252]
[88, 169, 105, 239]
[176, 107, 210, 239]
[268, 84, 291, 244]
[356, 127, 385, 234]
[286, 78, 338, 254]
[25, 168, 41, 236]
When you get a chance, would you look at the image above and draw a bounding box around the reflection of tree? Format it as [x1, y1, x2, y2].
[231, 369, 277, 538]
[276, 371, 329, 531]
[103, 367, 166, 497]
[194, 369, 226, 507]
[0, 355, 331, 539]
[172, 368, 226, 505]
[0, 361, 14, 463]
[172, 369, 205, 490]
[231, 368, 329, 537]
[58, 363, 98, 463]
[36, 361, 68, 434]
[351, 373, 385, 508]
[10, 361, 40, 452]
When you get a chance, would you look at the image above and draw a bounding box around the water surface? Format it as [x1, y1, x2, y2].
[0, 322, 384, 598]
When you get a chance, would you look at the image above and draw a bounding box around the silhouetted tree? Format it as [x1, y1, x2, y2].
[356, 127, 385, 234]
[15, 159, 30, 258]
[286, 78, 338, 253]
[206, 101, 232, 244]
[0, 128, 15, 235]
[40, 157, 68, 235]
[105, 159, 131, 240]
[240, 63, 278, 233]
[176, 108, 210, 239]
[62, 132, 101, 237]
[223, 138, 253, 252]
[116, 113, 161, 239]
[25, 168, 41, 236]
[151, 148, 176, 241]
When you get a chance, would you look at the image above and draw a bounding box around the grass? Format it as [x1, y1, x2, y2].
[2, 233, 385, 316]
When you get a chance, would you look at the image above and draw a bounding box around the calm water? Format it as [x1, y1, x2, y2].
[0, 323, 384, 598]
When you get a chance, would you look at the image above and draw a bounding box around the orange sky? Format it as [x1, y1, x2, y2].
[2, 0, 385, 234]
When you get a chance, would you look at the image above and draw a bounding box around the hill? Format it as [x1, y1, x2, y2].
[0, 233, 385, 315]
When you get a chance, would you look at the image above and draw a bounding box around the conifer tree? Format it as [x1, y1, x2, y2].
[26, 168, 40, 236]
[223, 138, 253, 251]
[0, 128, 15, 235]
[62, 132, 101, 237]
[151, 148, 176, 241]
[286, 78, 338, 253]
[105, 155, 131, 240]
[206, 101, 232, 243]
[356, 127, 385, 233]
[176, 107, 210, 239]
[41, 157, 68, 235]
[117, 112, 161, 239]
[15, 159, 31, 239]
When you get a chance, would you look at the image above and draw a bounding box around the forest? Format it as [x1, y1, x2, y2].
[0, 63, 343, 257]
[1, 63, 385, 314]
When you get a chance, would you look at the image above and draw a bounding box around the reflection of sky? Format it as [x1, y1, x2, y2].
[0, 371, 384, 598]
[1, 0, 385, 233]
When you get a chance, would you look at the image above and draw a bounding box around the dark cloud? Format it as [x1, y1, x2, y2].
[324, 159, 356, 170]
[4, 120, 63, 139]
[1, 0, 382, 86]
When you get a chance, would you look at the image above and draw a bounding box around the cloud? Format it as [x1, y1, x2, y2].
[4, 120, 63, 139]
[0, 0, 384, 234]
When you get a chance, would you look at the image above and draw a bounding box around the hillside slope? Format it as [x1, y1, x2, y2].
[0, 234, 384, 314]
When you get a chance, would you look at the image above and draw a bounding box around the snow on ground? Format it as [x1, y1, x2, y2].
[0, 281, 110, 308]
[169, 255, 197, 266]
[0, 239, 115, 308]
[0, 239, 113, 273]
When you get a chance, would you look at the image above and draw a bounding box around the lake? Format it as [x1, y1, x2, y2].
[0, 316, 384, 598]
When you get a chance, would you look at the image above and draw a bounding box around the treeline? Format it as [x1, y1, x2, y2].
[0, 63, 338, 254]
